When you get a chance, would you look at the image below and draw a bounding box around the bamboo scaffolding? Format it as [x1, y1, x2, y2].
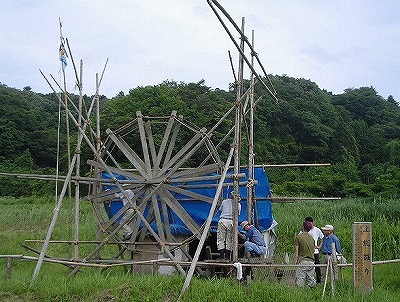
[0, 2, 345, 290]
[31, 60, 106, 285]
[207, 0, 278, 103]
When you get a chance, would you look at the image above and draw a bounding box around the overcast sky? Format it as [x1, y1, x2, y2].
[1, 0, 399, 102]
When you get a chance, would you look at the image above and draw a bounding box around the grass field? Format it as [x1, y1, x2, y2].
[0, 196, 399, 301]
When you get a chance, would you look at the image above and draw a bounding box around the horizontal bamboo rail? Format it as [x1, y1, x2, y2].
[2, 254, 399, 269]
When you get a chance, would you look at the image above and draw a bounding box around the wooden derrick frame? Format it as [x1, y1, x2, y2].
[0, 0, 278, 287]
[0, 3, 346, 298]
[0, 1, 340, 293]
[29, 64, 248, 280]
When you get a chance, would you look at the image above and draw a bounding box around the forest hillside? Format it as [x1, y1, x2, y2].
[0, 76, 399, 198]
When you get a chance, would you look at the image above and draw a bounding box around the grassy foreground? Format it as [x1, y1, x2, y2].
[0, 196, 399, 301]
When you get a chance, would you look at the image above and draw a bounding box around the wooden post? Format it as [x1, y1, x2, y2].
[6, 257, 12, 279]
[353, 222, 373, 293]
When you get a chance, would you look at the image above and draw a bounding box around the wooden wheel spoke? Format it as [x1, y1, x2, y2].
[154, 111, 177, 171]
[87, 160, 145, 182]
[157, 128, 207, 177]
[106, 129, 147, 177]
[158, 190, 201, 236]
[165, 184, 214, 204]
[151, 192, 166, 242]
[144, 119, 157, 173]
[137, 112, 152, 177]
[163, 116, 181, 165]
[169, 163, 219, 179]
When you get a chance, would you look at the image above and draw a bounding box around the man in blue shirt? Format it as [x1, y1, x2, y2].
[239, 220, 266, 257]
[321, 224, 342, 282]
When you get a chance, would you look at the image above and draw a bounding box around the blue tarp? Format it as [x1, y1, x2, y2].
[103, 167, 273, 235]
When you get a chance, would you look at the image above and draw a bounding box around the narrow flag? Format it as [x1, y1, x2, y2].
[59, 43, 68, 71]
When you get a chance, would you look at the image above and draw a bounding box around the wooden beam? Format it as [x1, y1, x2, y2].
[105, 129, 147, 176]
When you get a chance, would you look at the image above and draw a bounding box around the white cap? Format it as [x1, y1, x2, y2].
[322, 224, 334, 231]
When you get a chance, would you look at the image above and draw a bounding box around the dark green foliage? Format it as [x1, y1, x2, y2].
[0, 150, 56, 197]
[0, 84, 61, 167]
[0, 78, 399, 198]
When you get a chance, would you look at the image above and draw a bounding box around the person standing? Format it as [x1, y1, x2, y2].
[294, 221, 316, 288]
[320, 224, 342, 282]
[114, 189, 136, 240]
[304, 216, 324, 283]
[217, 191, 241, 260]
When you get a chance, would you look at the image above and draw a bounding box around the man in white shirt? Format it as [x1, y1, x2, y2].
[304, 216, 324, 283]
[217, 191, 241, 260]
[115, 189, 136, 240]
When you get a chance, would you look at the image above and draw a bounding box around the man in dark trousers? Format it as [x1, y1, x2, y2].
[321, 224, 342, 281]
[217, 191, 241, 260]
[304, 216, 324, 283]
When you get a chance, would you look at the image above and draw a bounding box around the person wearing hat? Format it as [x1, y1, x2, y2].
[294, 220, 316, 288]
[239, 220, 266, 257]
[320, 224, 342, 282]
[216, 191, 241, 260]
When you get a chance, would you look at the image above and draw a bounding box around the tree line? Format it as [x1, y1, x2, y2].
[0, 76, 399, 198]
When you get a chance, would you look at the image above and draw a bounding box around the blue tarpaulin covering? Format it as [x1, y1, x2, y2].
[103, 167, 273, 235]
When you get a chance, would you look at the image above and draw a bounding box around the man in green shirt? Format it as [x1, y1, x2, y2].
[294, 221, 316, 288]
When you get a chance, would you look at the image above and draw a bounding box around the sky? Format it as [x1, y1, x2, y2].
[1, 0, 399, 102]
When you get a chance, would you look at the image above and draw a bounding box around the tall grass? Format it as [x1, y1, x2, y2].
[1, 265, 399, 301]
[272, 197, 400, 260]
[0, 196, 399, 301]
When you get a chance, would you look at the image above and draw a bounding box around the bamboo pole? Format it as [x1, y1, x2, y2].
[31, 67, 106, 286]
[0, 171, 244, 186]
[94, 73, 102, 259]
[178, 147, 234, 301]
[207, 0, 278, 102]
[228, 50, 237, 84]
[247, 29, 255, 225]
[73, 59, 84, 261]
[30, 144, 78, 286]
[231, 17, 245, 263]
[270, 197, 341, 203]
[59, 21, 72, 201]
[321, 256, 330, 299]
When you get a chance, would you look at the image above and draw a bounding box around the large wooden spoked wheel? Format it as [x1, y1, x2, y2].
[89, 110, 226, 250]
